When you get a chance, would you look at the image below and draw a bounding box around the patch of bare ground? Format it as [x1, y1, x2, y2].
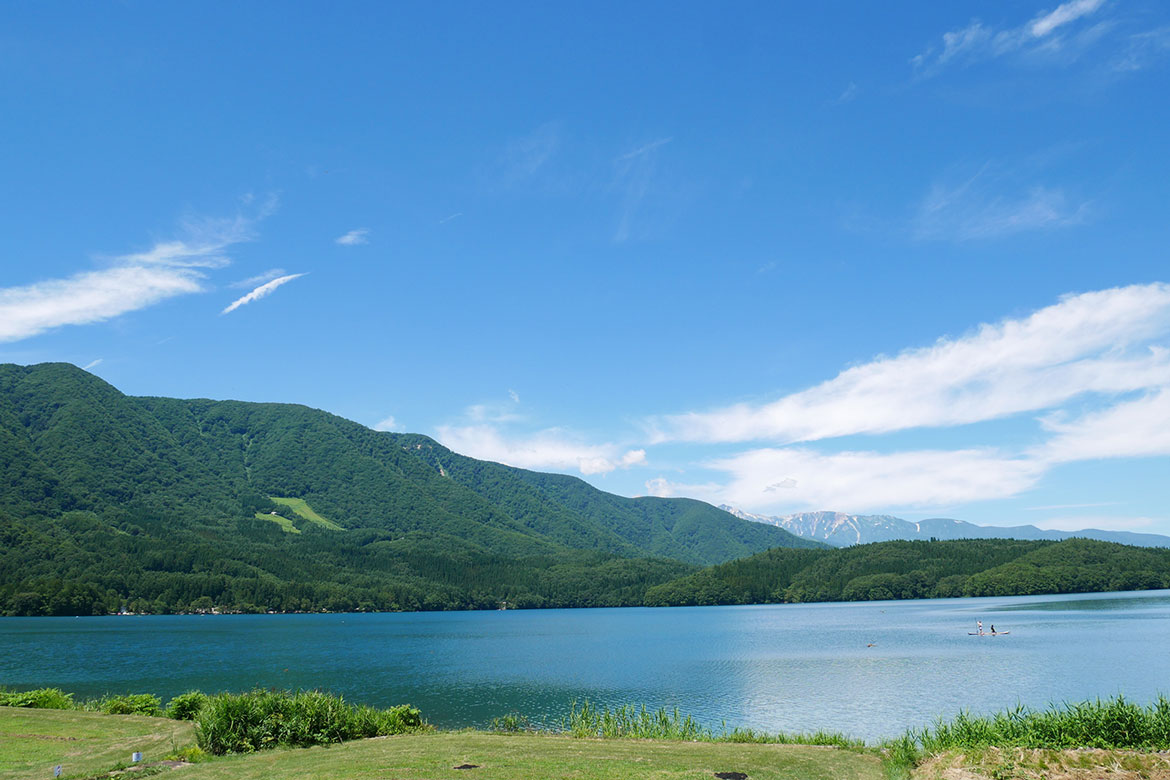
[914, 748, 1170, 780]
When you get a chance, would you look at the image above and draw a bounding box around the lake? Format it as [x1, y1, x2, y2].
[3, 589, 1169, 743]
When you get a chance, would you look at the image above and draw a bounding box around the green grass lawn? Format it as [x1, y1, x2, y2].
[177, 731, 883, 780]
[0, 709, 881, 780]
[0, 707, 194, 780]
[271, 496, 344, 530]
[254, 511, 300, 533]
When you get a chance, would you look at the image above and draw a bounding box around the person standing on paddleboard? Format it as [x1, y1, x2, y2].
[977, 620, 983, 635]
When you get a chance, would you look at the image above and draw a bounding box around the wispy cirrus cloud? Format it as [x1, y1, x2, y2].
[913, 163, 1090, 241]
[221, 273, 306, 314]
[335, 229, 369, 246]
[649, 283, 1170, 446]
[912, 0, 1109, 76]
[614, 136, 672, 243]
[0, 204, 273, 343]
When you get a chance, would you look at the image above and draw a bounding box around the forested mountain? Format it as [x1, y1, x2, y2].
[722, 507, 1170, 548]
[0, 362, 817, 616]
[643, 537, 1170, 606]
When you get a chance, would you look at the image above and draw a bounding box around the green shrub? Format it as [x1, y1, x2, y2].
[96, 693, 163, 716]
[194, 689, 425, 755]
[0, 687, 75, 709]
[167, 691, 209, 720]
[163, 745, 208, 763]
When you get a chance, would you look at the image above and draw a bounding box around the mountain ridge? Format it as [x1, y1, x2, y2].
[720, 506, 1170, 548]
[0, 362, 819, 615]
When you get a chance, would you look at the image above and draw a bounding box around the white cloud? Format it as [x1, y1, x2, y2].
[508, 389, 521, 404]
[221, 273, 306, 314]
[1038, 388, 1170, 462]
[373, 415, 402, 432]
[1031, 0, 1106, 38]
[647, 446, 1044, 514]
[82, 358, 103, 371]
[651, 284, 1170, 445]
[436, 423, 646, 476]
[0, 204, 271, 343]
[335, 229, 369, 246]
[913, 0, 1108, 75]
[0, 266, 206, 343]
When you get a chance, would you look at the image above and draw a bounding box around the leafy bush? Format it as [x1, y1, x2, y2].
[195, 689, 425, 754]
[167, 691, 209, 720]
[0, 687, 75, 709]
[96, 693, 163, 716]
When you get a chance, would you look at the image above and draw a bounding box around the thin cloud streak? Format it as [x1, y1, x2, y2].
[221, 273, 306, 314]
[912, 0, 1108, 76]
[914, 173, 1090, 241]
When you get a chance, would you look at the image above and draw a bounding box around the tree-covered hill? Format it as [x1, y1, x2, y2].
[0, 362, 817, 615]
[642, 537, 1170, 606]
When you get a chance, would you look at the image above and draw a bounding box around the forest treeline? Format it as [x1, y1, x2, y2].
[642, 537, 1170, 606]
[2, 363, 1167, 617]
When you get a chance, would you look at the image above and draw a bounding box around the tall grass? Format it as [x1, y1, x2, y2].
[888, 695, 1170, 767]
[560, 700, 860, 748]
[194, 689, 426, 754]
[564, 701, 710, 740]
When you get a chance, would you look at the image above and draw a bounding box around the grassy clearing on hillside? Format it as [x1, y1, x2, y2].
[0, 707, 194, 780]
[271, 497, 344, 530]
[254, 511, 300, 533]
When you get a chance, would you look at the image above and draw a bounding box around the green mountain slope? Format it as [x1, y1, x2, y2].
[0, 362, 816, 615]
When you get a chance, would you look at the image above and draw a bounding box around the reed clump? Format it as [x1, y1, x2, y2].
[561, 700, 859, 748]
[886, 695, 1170, 769]
[194, 689, 426, 754]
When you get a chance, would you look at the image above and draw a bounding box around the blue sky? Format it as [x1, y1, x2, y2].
[3, 1, 1169, 533]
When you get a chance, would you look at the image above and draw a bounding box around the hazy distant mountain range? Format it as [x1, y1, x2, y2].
[719, 507, 1170, 549]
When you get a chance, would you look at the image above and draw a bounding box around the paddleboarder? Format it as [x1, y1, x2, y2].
[977, 620, 983, 635]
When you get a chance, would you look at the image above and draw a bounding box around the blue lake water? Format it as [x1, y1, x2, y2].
[3, 590, 1170, 743]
